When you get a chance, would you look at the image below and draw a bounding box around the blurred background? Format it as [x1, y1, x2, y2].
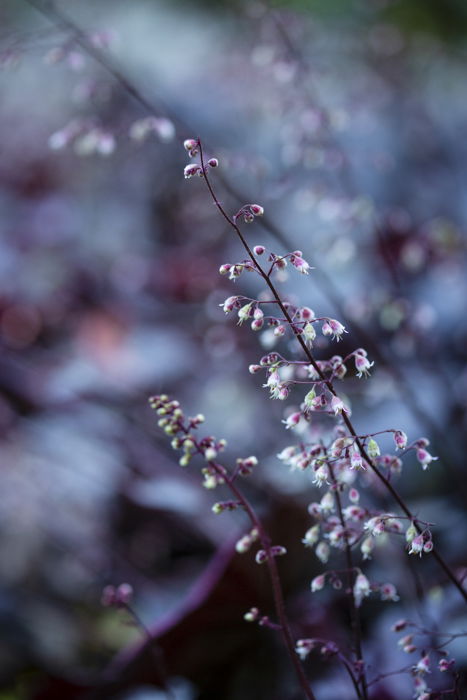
[0, 0, 466, 698]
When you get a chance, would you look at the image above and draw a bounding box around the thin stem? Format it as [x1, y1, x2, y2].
[221, 472, 316, 700]
[327, 462, 368, 700]
[178, 420, 317, 700]
[122, 603, 176, 700]
[198, 140, 467, 605]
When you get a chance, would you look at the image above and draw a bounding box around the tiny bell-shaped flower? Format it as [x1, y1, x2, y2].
[361, 536, 374, 560]
[311, 574, 326, 592]
[349, 487, 360, 503]
[290, 253, 311, 275]
[207, 157, 218, 168]
[302, 524, 320, 547]
[416, 447, 438, 470]
[282, 411, 302, 430]
[320, 491, 334, 512]
[253, 245, 265, 255]
[438, 658, 455, 672]
[423, 539, 433, 553]
[350, 450, 365, 470]
[367, 438, 380, 458]
[353, 573, 371, 607]
[183, 138, 199, 156]
[408, 533, 424, 556]
[315, 541, 330, 564]
[405, 522, 417, 543]
[380, 582, 399, 602]
[394, 430, 408, 450]
[354, 352, 374, 378]
[414, 654, 431, 675]
[222, 294, 238, 311]
[303, 388, 316, 408]
[322, 318, 347, 341]
[237, 302, 254, 324]
[330, 395, 349, 415]
[184, 163, 202, 178]
[250, 204, 264, 216]
[303, 322, 316, 344]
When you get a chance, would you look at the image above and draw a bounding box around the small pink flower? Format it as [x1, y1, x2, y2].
[311, 574, 326, 592]
[414, 654, 431, 675]
[250, 204, 264, 216]
[349, 488, 360, 503]
[290, 253, 311, 274]
[184, 163, 201, 178]
[183, 138, 198, 155]
[354, 352, 374, 378]
[438, 658, 455, 672]
[380, 582, 399, 602]
[394, 430, 408, 449]
[222, 294, 238, 311]
[408, 534, 424, 556]
[353, 573, 371, 607]
[330, 395, 349, 415]
[322, 319, 347, 341]
[416, 448, 438, 470]
[282, 411, 302, 429]
[391, 619, 408, 632]
[350, 450, 365, 471]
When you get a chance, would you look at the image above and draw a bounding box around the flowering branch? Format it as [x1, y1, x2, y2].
[195, 138, 467, 607]
[149, 395, 317, 700]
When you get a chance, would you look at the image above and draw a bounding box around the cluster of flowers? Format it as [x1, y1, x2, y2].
[147, 142, 462, 698]
[388, 620, 459, 698]
[220, 247, 311, 284]
[149, 395, 289, 565]
[48, 114, 175, 157]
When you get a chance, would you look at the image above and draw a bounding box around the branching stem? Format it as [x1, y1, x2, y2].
[198, 140, 467, 607]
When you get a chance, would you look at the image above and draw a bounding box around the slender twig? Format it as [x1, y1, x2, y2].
[327, 461, 368, 700]
[197, 140, 467, 606]
[122, 603, 176, 700]
[220, 471, 316, 700]
[180, 432, 317, 700]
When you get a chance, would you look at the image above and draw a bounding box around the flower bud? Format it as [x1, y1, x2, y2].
[391, 619, 408, 632]
[367, 439, 380, 458]
[408, 533, 424, 556]
[250, 204, 264, 216]
[394, 430, 407, 450]
[244, 607, 259, 622]
[311, 574, 326, 592]
[255, 550, 268, 564]
[184, 163, 201, 178]
[302, 525, 320, 547]
[405, 523, 417, 543]
[183, 138, 198, 153]
[349, 488, 360, 503]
